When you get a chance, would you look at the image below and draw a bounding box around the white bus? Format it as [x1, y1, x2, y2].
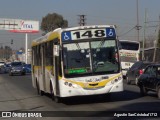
[119, 40, 140, 76]
[31, 25, 123, 102]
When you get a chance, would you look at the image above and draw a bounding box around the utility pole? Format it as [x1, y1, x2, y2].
[136, 0, 141, 41]
[153, 15, 160, 62]
[142, 9, 147, 60]
[78, 15, 86, 26]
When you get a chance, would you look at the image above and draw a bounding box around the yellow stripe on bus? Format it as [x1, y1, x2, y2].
[63, 73, 122, 88]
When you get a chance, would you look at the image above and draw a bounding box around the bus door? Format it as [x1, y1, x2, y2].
[53, 44, 60, 96]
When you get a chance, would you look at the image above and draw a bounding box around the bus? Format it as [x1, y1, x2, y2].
[31, 25, 123, 102]
[119, 40, 140, 77]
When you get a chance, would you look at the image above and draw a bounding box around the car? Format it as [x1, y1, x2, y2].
[4, 63, 11, 73]
[126, 61, 153, 85]
[24, 64, 31, 73]
[0, 61, 5, 73]
[137, 64, 160, 99]
[9, 62, 26, 76]
[0, 61, 5, 67]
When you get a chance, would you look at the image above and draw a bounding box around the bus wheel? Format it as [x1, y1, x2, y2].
[36, 80, 40, 95]
[40, 91, 44, 96]
[50, 83, 60, 103]
[36, 80, 44, 96]
[54, 96, 60, 103]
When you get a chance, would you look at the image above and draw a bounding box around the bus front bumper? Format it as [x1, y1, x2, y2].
[58, 80, 123, 97]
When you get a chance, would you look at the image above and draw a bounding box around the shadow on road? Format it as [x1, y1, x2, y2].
[62, 90, 142, 105]
[42, 89, 143, 105]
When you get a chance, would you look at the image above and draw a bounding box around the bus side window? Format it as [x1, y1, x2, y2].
[45, 41, 53, 66]
[63, 47, 67, 69]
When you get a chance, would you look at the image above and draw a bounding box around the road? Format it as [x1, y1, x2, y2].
[0, 73, 160, 120]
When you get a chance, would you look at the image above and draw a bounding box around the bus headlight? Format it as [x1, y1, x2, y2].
[115, 79, 118, 82]
[111, 80, 115, 84]
[64, 81, 80, 88]
[118, 76, 122, 80]
[68, 83, 72, 87]
[64, 82, 68, 85]
[111, 76, 122, 84]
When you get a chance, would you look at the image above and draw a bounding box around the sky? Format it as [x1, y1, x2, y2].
[0, 0, 160, 50]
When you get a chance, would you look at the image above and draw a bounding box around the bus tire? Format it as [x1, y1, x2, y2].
[54, 96, 60, 103]
[36, 80, 40, 95]
[50, 83, 60, 103]
[36, 80, 44, 96]
[40, 91, 44, 96]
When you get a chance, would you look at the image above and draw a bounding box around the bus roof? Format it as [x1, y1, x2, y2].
[119, 40, 140, 44]
[32, 25, 116, 47]
[62, 25, 115, 31]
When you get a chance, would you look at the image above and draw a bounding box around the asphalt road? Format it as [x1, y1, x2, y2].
[0, 73, 160, 120]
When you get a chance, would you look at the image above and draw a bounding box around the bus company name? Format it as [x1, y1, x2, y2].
[120, 52, 136, 57]
[85, 77, 102, 82]
[21, 21, 33, 29]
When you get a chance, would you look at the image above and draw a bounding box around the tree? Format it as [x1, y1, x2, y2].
[41, 13, 68, 34]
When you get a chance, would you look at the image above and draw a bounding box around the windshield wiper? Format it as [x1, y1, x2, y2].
[76, 43, 81, 50]
[98, 39, 105, 48]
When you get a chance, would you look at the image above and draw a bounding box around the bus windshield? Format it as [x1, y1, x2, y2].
[120, 41, 139, 51]
[63, 39, 120, 77]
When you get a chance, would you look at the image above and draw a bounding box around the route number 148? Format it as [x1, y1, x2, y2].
[72, 29, 106, 39]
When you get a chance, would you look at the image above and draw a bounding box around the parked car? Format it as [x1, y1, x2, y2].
[4, 63, 11, 73]
[24, 64, 31, 73]
[137, 64, 160, 99]
[0, 61, 5, 73]
[126, 61, 153, 85]
[9, 62, 26, 76]
[0, 61, 5, 67]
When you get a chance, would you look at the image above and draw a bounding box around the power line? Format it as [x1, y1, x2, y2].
[119, 26, 136, 37]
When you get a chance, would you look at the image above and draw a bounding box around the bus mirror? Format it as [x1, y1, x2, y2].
[54, 45, 59, 56]
[118, 40, 122, 50]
